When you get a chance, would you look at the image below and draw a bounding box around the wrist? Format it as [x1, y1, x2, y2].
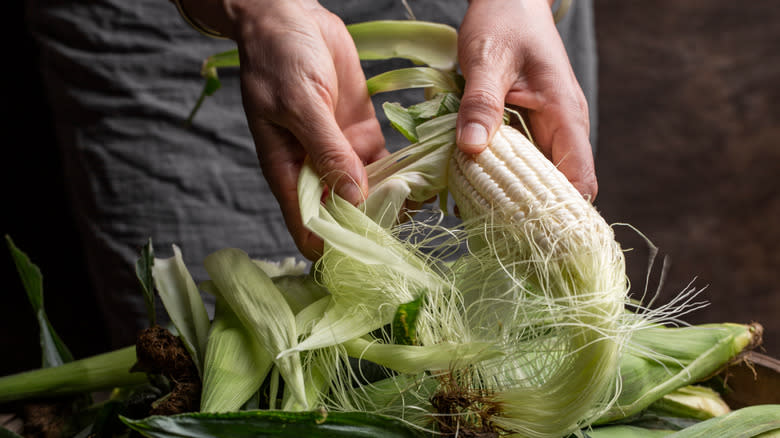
[170, 0, 263, 40]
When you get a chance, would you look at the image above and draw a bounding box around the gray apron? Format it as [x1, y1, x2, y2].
[26, 0, 596, 347]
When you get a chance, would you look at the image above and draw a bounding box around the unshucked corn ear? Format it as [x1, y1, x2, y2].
[444, 125, 628, 437]
[598, 322, 760, 424]
[649, 385, 731, 421]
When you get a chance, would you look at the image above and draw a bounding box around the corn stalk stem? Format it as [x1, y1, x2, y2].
[0, 346, 146, 403]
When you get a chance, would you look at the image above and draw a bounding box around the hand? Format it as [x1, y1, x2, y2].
[456, 0, 597, 199]
[185, 0, 387, 260]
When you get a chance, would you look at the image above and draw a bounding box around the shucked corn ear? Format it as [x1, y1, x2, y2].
[439, 123, 629, 437]
[293, 91, 631, 436]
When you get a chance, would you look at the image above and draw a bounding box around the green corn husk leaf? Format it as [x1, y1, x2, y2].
[647, 385, 731, 421]
[286, 161, 447, 355]
[365, 67, 460, 96]
[294, 296, 330, 335]
[381, 93, 461, 143]
[289, 210, 443, 354]
[383, 102, 419, 142]
[665, 404, 780, 438]
[281, 364, 329, 412]
[6, 235, 73, 368]
[135, 238, 156, 326]
[342, 337, 503, 375]
[271, 275, 329, 315]
[152, 245, 211, 377]
[363, 114, 457, 227]
[346, 20, 457, 71]
[0, 346, 146, 403]
[597, 322, 759, 424]
[188, 20, 455, 122]
[203, 248, 307, 409]
[121, 410, 424, 438]
[199, 296, 272, 413]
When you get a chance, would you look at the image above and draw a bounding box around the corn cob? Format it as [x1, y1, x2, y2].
[448, 124, 604, 255]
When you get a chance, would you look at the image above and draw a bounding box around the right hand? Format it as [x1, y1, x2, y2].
[185, 0, 388, 260]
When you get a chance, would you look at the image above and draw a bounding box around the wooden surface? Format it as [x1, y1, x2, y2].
[593, 1, 780, 355]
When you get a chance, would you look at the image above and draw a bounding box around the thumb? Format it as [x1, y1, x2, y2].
[456, 65, 511, 155]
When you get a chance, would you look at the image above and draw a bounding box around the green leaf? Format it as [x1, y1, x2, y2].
[406, 93, 460, 120]
[122, 410, 424, 438]
[203, 248, 306, 409]
[200, 49, 240, 73]
[392, 295, 424, 345]
[382, 102, 418, 142]
[135, 238, 156, 326]
[186, 49, 238, 124]
[200, 297, 273, 413]
[5, 235, 73, 368]
[152, 245, 211, 377]
[381, 94, 461, 145]
[366, 67, 460, 96]
[347, 20, 458, 71]
[342, 337, 502, 375]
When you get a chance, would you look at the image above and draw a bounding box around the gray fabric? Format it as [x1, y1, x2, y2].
[26, 0, 596, 348]
[556, 0, 599, 148]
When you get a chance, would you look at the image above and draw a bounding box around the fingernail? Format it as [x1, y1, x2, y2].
[459, 123, 488, 149]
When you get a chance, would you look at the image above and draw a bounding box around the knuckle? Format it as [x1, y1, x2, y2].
[460, 90, 505, 122]
[315, 147, 352, 180]
[459, 29, 513, 71]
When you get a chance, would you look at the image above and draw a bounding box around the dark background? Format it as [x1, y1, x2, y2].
[2, 1, 778, 377]
[594, 1, 779, 358]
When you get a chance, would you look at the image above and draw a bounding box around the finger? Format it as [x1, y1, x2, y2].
[516, 95, 598, 200]
[551, 122, 598, 200]
[318, 14, 387, 164]
[456, 61, 514, 155]
[456, 36, 516, 154]
[253, 121, 324, 260]
[285, 90, 370, 206]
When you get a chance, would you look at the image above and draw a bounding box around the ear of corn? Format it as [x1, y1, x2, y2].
[665, 404, 780, 437]
[597, 322, 760, 424]
[259, 85, 630, 436]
